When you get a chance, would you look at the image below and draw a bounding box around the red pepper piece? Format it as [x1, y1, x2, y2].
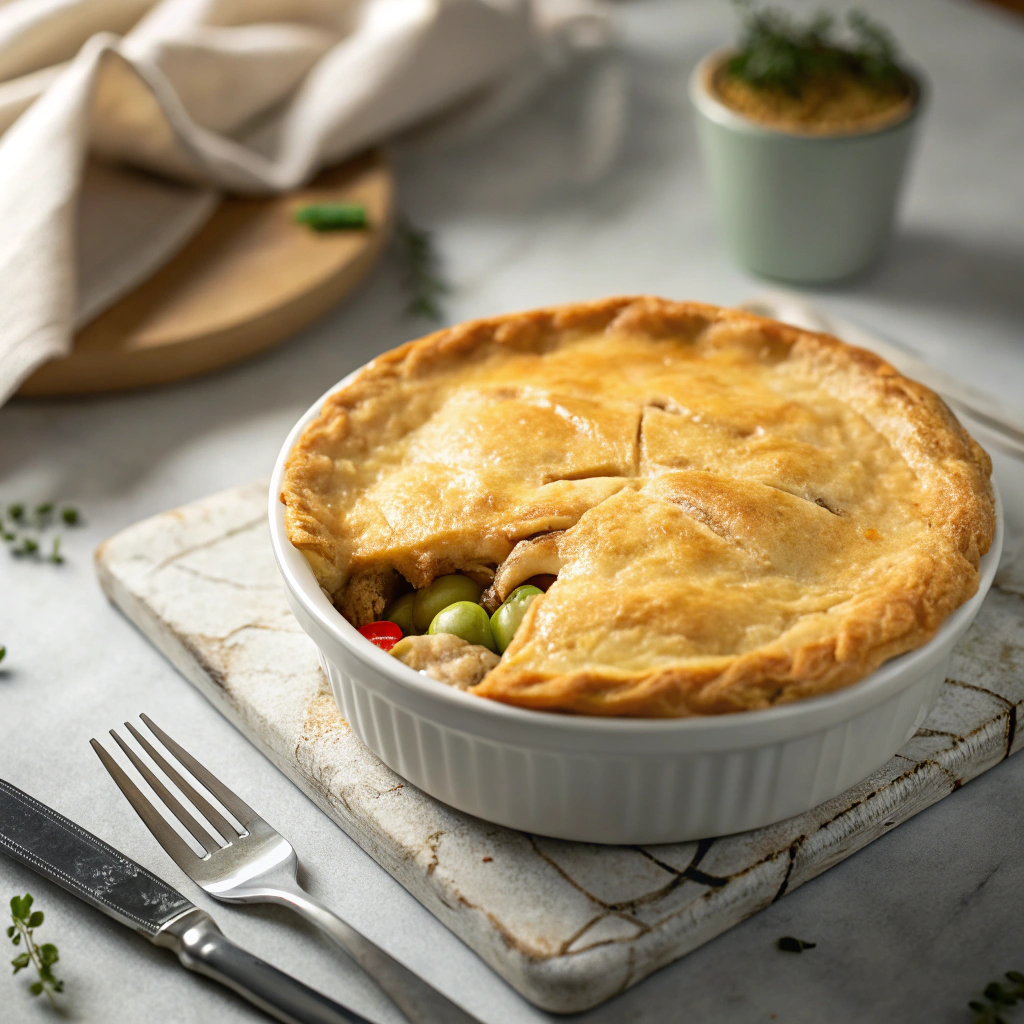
[357, 620, 403, 652]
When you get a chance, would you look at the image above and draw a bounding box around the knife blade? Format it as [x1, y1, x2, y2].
[0, 778, 370, 1024]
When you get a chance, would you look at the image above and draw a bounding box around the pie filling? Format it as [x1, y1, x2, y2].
[281, 298, 995, 717]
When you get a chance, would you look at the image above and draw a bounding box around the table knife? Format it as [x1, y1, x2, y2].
[0, 778, 370, 1024]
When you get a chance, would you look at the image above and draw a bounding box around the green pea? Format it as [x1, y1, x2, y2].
[412, 575, 483, 633]
[384, 593, 418, 636]
[490, 585, 543, 653]
[428, 601, 496, 652]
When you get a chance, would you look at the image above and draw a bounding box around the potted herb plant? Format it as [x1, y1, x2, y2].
[690, 2, 923, 282]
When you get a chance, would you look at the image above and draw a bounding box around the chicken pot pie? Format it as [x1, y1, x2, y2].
[281, 298, 995, 717]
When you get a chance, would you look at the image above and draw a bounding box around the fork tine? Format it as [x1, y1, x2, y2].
[90, 738, 200, 873]
[140, 714, 260, 829]
[124, 721, 239, 843]
[109, 729, 221, 854]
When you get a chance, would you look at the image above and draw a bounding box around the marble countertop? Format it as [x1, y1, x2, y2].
[2, 1, 1023, 1021]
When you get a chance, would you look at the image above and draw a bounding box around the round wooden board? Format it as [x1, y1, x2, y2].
[18, 151, 393, 397]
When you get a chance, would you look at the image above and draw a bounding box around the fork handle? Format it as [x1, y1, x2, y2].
[163, 911, 371, 1024]
[264, 887, 482, 1024]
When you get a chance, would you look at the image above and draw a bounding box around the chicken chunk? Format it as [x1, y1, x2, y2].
[390, 633, 499, 690]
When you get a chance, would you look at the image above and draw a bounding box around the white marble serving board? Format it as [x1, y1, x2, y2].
[94, 481, 1024, 1014]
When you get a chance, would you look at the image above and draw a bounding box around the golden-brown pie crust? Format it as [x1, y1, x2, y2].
[281, 298, 995, 717]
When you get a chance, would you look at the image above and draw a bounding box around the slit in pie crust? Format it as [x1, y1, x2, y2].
[280, 298, 995, 717]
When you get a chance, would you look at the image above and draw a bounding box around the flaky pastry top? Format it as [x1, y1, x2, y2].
[281, 298, 995, 716]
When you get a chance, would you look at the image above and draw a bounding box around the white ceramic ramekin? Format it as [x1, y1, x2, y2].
[270, 378, 1002, 844]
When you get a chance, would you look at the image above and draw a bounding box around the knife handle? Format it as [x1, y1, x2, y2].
[159, 910, 370, 1024]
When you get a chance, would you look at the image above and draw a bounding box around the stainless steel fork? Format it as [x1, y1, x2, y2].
[92, 715, 482, 1024]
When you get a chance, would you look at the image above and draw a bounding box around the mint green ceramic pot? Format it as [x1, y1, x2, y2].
[690, 51, 925, 283]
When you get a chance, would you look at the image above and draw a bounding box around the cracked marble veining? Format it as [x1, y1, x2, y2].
[95, 482, 1024, 1013]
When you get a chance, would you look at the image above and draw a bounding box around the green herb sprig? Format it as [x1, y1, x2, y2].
[777, 935, 816, 953]
[727, 1, 904, 96]
[2, 503, 80, 565]
[396, 216, 449, 321]
[970, 972, 1024, 1024]
[294, 202, 369, 231]
[8, 894, 62, 1004]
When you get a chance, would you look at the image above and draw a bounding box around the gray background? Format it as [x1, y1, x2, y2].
[2, 0, 1023, 1021]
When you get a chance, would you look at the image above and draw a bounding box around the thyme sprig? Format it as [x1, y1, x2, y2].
[727, 1, 905, 96]
[8, 894, 62, 1005]
[395, 216, 449, 321]
[2, 503, 80, 565]
[970, 972, 1024, 1024]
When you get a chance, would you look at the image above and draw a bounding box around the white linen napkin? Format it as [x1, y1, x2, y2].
[0, 0, 610, 404]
